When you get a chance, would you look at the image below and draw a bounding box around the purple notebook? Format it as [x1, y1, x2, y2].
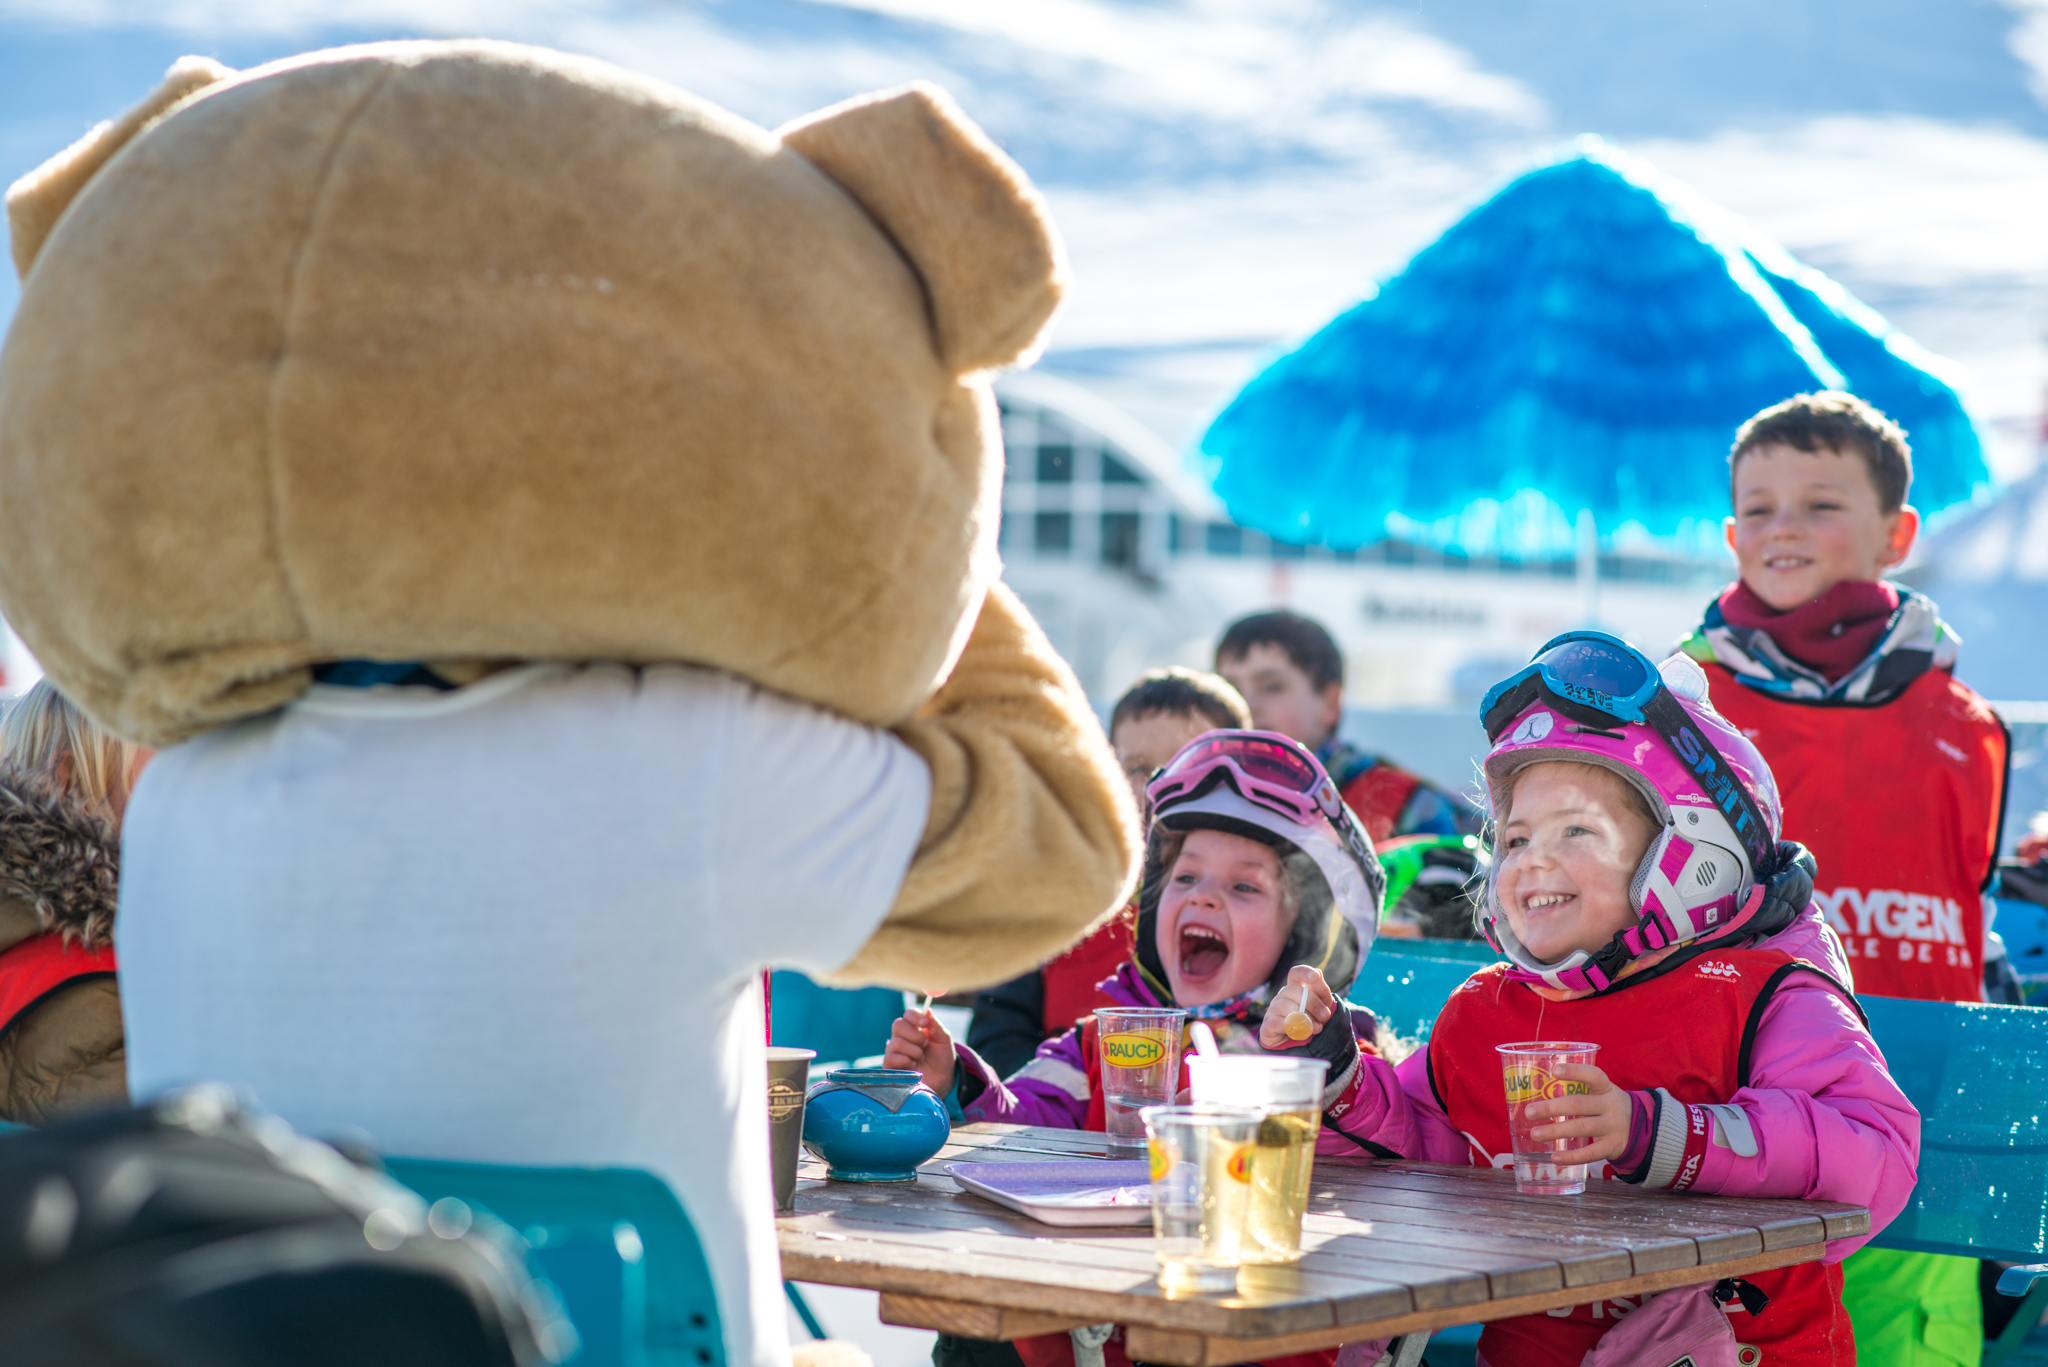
[945, 1160, 1156, 1226]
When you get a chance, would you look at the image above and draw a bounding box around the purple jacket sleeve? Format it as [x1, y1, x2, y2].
[956, 1026, 1091, 1130]
[1317, 1048, 1470, 1165]
[1684, 975, 1920, 1261]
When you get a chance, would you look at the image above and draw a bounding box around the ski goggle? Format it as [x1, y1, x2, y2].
[1147, 730, 1342, 827]
[1480, 632, 1662, 741]
[1479, 631, 1775, 874]
[1146, 730, 1381, 873]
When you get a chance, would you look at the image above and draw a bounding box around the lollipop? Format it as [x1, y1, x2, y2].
[1283, 1011, 1313, 1041]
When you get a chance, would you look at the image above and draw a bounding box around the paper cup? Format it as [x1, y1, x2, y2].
[768, 1046, 816, 1213]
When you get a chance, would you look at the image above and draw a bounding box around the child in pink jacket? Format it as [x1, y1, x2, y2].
[1268, 638, 1918, 1367]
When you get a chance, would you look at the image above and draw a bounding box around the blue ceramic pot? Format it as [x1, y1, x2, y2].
[801, 1067, 950, 1182]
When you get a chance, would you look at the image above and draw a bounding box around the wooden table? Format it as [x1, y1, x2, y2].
[778, 1124, 1868, 1366]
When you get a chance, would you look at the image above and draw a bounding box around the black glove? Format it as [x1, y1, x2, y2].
[1747, 841, 1815, 941]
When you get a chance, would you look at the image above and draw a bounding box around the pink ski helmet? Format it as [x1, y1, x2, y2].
[1477, 632, 1784, 993]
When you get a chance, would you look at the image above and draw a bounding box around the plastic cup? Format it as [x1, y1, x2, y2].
[1095, 1007, 1186, 1156]
[1496, 1041, 1599, 1195]
[1142, 1103, 1262, 1295]
[1185, 1056, 1328, 1263]
[767, 1046, 816, 1213]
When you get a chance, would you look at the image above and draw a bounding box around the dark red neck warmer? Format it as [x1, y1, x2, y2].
[1718, 579, 1900, 683]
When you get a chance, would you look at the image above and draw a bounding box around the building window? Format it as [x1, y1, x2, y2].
[1270, 539, 1307, 561]
[1036, 442, 1074, 483]
[1168, 513, 1184, 554]
[1035, 511, 1073, 554]
[1205, 522, 1243, 556]
[1101, 512, 1140, 569]
[1101, 452, 1143, 485]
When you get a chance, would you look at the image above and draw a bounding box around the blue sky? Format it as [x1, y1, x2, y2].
[3, 0, 2046, 473]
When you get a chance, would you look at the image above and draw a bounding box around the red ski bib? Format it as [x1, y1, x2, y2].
[1705, 663, 2007, 1002]
[1428, 955, 1856, 1367]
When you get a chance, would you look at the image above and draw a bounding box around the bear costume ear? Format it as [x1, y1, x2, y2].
[780, 83, 1066, 375]
[6, 55, 233, 279]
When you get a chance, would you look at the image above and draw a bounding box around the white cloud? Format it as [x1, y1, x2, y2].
[2006, 0, 2048, 108]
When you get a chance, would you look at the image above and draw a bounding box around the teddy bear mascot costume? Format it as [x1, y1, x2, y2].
[0, 43, 1140, 1367]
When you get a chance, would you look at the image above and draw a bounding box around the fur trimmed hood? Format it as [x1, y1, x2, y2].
[0, 767, 119, 950]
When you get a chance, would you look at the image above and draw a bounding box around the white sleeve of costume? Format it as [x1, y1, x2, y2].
[693, 671, 931, 978]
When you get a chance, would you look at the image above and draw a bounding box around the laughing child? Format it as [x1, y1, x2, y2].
[1679, 391, 2007, 1360]
[887, 730, 1387, 1367]
[1268, 640, 1917, 1367]
[966, 668, 1252, 1078]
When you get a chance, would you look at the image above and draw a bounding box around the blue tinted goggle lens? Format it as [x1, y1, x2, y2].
[1531, 638, 1649, 699]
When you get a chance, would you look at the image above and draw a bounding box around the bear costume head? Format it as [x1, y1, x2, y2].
[0, 41, 1064, 747]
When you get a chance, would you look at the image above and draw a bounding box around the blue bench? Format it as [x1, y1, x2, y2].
[1349, 952, 2048, 1365]
[1855, 997, 2048, 1366]
[1994, 889, 2048, 1007]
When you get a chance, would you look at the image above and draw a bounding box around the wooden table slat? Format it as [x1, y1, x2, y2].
[1124, 1243, 1823, 1365]
[876, 1293, 1096, 1341]
[802, 1178, 1623, 1298]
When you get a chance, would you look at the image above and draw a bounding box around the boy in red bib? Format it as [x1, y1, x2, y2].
[1678, 392, 2007, 1360]
[1266, 636, 1918, 1367]
[1679, 392, 2007, 1004]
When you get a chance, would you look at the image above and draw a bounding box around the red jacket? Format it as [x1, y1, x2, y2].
[1704, 663, 2007, 1002]
[1038, 908, 1136, 1038]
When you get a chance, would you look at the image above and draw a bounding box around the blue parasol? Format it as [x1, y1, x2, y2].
[1197, 140, 1990, 558]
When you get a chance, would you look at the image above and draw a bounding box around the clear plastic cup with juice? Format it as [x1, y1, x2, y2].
[1497, 1041, 1600, 1195]
[1186, 1055, 1328, 1262]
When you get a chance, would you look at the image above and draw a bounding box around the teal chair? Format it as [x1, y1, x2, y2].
[769, 970, 904, 1065]
[385, 1159, 725, 1367]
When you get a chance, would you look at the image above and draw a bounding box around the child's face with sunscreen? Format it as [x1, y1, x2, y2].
[1157, 828, 1294, 1007]
[1725, 442, 1917, 611]
[1496, 763, 1657, 964]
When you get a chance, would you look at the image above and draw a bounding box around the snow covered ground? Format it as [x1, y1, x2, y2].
[2, 0, 2045, 479]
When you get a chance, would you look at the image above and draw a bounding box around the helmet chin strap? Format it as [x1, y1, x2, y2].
[1485, 844, 1811, 995]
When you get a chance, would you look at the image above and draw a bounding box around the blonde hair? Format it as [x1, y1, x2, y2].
[0, 679, 146, 817]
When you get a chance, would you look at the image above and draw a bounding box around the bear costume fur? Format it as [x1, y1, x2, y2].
[0, 41, 1139, 1365]
[0, 40, 1137, 992]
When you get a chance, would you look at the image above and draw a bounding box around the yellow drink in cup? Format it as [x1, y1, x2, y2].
[1142, 1103, 1261, 1295]
[1096, 1007, 1186, 1156]
[1186, 1056, 1328, 1263]
[1497, 1041, 1600, 1195]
